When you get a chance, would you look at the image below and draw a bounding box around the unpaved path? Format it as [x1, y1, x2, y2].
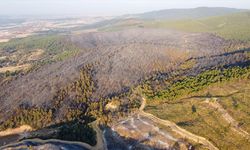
[116, 115, 176, 149]
[204, 98, 250, 138]
[137, 114, 178, 142]
[1, 121, 107, 150]
[92, 121, 108, 150]
[140, 97, 219, 150]
[0, 125, 32, 137]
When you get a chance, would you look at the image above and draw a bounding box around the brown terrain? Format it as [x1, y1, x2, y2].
[0, 29, 233, 113]
[0, 27, 249, 150]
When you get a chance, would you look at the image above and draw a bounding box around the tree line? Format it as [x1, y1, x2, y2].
[141, 66, 250, 101]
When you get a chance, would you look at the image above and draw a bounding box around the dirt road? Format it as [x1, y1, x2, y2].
[92, 121, 108, 150]
[140, 97, 219, 150]
[204, 98, 250, 138]
[1, 121, 107, 150]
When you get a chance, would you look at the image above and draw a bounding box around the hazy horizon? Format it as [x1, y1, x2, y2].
[1, 0, 250, 18]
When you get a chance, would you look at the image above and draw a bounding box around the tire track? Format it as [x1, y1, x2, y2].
[140, 97, 219, 150]
[204, 98, 250, 138]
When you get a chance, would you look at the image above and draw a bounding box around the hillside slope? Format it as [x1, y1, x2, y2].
[137, 7, 245, 20]
[145, 11, 250, 41]
[0, 29, 231, 111]
[1, 8, 250, 149]
[145, 77, 250, 149]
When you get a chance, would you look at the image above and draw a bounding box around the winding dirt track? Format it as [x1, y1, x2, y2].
[1, 121, 107, 150]
[92, 121, 108, 150]
[204, 98, 250, 138]
[140, 98, 219, 150]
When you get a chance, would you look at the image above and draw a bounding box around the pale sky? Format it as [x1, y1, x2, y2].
[1, 0, 250, 17]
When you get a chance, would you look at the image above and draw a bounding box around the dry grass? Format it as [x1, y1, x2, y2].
[200, 80, 250, 133]
[0, 125, 32, 137]
[0, 64, 31, 73]
[26, 49, 44, 61]
[146, 79, 250, 149]
[105, 100, 120, 111]
[0, 39, 9, 43]
[0, 29, 228, 110]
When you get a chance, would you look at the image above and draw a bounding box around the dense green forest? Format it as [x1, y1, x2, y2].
[141, 66, 250, 101]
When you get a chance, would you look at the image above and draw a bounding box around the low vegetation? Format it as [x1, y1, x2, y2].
[0, 35, 81, 79]
[141, 66, 250, 101]
[0, 65, 98, 145]
[0, 63, 139, 145]
[144, 12, 250, 41]
[145, 95, 250, 149]
[0, 64, 31, 74]
[142, 66, 250, 149]
[0, 14, 250, 148]
[198, 80, 250, 134]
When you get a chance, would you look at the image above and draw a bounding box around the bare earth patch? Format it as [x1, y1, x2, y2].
[0, 64, 31, 73]
[0, 125, 33, 137]
[0, 39, 9, 43]
[27, 49, 44, 61]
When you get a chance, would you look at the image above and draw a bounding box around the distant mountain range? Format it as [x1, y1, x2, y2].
[83, 7, 248, 30]
[1, 6, 250, 150]
[135, 7, 246, 20]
